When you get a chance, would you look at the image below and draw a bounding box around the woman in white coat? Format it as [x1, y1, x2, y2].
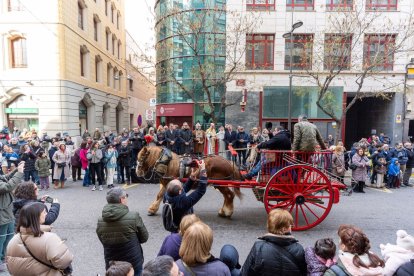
[52, 143, 71, 189]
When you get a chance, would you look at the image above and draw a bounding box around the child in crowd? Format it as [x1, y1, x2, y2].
[387, 158, 400, 189]
[3, 145, 19, 171]
[305, 238, 337, 276]
[35, 151, 51, 190]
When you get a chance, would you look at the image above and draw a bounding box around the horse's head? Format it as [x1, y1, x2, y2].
[136, 146, 151, 177]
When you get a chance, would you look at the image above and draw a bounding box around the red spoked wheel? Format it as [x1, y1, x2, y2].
[263, 164, 334, 231]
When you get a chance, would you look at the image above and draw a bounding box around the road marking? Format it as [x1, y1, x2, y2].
[366, 187, 393, 193]
[123, 184, 139, 189]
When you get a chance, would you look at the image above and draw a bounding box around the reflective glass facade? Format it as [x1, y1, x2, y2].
[155, 0, 226, 124]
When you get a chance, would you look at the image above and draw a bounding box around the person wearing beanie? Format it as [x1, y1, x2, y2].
[381, 230, 414, 276]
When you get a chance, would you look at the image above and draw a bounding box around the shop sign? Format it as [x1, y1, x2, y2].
[5, 108, 39, 114]
[149, 98, 156, 107]
[236, 79, 246, 86]
[396, 114, 402, 124]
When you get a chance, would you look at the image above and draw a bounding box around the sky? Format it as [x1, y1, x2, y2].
[124, 0, 155, 58]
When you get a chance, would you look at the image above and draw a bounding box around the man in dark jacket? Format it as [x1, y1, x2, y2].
[118, 141, 132, 185]
[403, 142, 414, 187]
[244, 127, 291, 180]
[178, 122, 193, 155]
[235, 126, 249, 167]
[0, 162, 24, 272]
[391, 142, 408, 180]
[163, 161, 207, 232]
[97, 187, 148, 276]
[224, 124, 237, 161]
[129, 128, 144, 168]
[165, 124, 178, 153]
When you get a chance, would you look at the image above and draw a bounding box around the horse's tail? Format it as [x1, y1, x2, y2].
[233, 187, 243, 200]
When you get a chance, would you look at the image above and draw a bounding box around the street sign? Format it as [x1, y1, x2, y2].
[145, 109, 154, 120]
[149, 98, 156, 107]
[396, 114, 402, 124]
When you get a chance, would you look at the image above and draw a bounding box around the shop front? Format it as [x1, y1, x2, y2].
[156, 103, 194, 128]
[5, 95, 39, 131]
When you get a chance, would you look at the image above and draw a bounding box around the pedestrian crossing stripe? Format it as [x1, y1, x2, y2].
[123, 184, 139, 189]
[366, 187, 393, 194]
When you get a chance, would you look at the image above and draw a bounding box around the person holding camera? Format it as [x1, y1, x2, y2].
[12, 181, 60, 231]
[87, 141, 104, 191]
[0, 161, 24, 272]
[52, 143, 71, 189]
[163, 160, 207, 231]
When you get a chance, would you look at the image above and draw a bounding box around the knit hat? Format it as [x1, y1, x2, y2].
[396, 230, 414, 252]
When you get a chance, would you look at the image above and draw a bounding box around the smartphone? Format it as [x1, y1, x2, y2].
[45, 196, 54, 203]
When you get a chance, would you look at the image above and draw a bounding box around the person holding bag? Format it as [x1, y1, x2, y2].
[6, 202, 73, 275]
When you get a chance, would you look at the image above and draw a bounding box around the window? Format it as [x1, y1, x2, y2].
[7, 0, 24, 11]
[78, 2, 84, 30]
[80, 46, 89, 77]
[118, 71, 123, 91]
[366, 0, 397, 11]
[246, 0, 275, 11]
[112, 36, 116, 55]
[324, 34, 352, 70]
[284, 34, 313, 70]
[107, 63, 113, 87]
[287, 0, 314, 11]
[129, 78, 133, 91]
[113, 67, 118, 89]
[95, 56, 102, 82]
[10, 37, 27, 68]
[106, 29, 111, 51]
[117, 12, 120, 29]
[93, 16, 100, 42]
[105, 0, 109, 15]
[117, 40, 121, 58]
[363, 34, 396, 71]
[326, 0, 353, 10]
[111, 6, 115, 23]
[246, 34, 274, 70]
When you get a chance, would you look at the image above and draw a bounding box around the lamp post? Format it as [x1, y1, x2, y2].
[283, 20, 303, 132]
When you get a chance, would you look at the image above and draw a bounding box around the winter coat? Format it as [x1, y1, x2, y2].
[249, 133, 264, 145]
[87, 148, 103, 164]
[395, 260, 414, 276]
[241, 234, 307, 276]
[79, 148, 89, 170]
[10, 142, 21, 154]
[20, 150, 37, 172]
[3, 151, 19, 163]
[388, 158, 400, 177]
[105, 150, 118, 169]
[35, 157, 51, 177]
[406, 149, 414, 168]
[324, 251, 383, 276]
[157, 233, 182, 261]
[13, 199, 60, 229]
[0, 171, 24, 225]
[381, 243, 414, 276]
[235, 132, 249, 149]
[351, 154, 369, 182]
[179, 129, 193, 154]
[224, 130, 237, 149]
[96, 203, 149, 272]
[93, 130, 102, 140]
[193, 130, 205, 154]
[257, 130, 291, 150]
[71, 148, 82, 168]
[130, 132, 144, 150]
[176, 257, 231, 276]
[332, 153, 346, 177]
[52, 150, 71, 180]
[6, 226, 73, 276]
[391, 148, 408, 165]
[163, 177, 207, 231]
[118, 145, 132, 167]
[165, 129, 178, 150]
[82, 131, 91, 140]
[292, 121, 326, 152]
[157, 131, 166, 146]
[305, 247, 332, 276]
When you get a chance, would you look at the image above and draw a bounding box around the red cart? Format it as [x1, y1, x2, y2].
[207, 147, 347, 231]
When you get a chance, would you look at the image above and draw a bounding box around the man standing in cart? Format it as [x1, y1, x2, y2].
[292, 115, 326, 152]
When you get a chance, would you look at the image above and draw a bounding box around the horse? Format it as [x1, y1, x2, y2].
[136, 146, 243, 217]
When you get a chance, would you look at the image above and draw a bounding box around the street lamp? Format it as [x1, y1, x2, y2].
[283, 20, 303, 132]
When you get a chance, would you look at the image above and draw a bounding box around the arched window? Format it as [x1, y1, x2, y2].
[113, 67, 118, 89]
[11, 37, 27, 68]
[107, 63, 113, 87]
[80, 45, 90, 77]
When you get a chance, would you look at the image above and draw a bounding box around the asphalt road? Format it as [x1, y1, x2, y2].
[1, 177, 414, 276]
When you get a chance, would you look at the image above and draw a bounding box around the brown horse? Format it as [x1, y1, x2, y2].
[136, 146, 243, 217]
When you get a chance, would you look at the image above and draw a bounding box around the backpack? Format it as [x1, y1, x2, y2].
[162, 200, 179, 233]
[330, 264, 347, 276]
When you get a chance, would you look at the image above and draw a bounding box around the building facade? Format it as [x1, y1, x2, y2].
[0, 0, 127, 140]
[226, 0, 413, 147]
[155, 0, 227, 128]
[125, 31, 156, 130]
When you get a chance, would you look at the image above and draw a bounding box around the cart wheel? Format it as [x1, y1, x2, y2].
[264, 164, 334, 231]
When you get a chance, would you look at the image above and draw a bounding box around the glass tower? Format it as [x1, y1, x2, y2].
[155, 0, 226, 125]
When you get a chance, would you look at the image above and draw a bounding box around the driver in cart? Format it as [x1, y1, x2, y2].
[244, 126, 291, 180]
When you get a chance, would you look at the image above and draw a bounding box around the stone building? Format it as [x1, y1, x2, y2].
[0, 0, 127, 140]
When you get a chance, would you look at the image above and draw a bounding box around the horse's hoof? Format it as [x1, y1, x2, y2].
[147, 212, 156, 216]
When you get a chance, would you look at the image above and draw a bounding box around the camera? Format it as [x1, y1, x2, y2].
[44, 196, 54, 203]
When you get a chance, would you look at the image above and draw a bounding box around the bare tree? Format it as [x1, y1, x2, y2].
[297, 3, 414, 142]
[155, 0, 262, 124]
